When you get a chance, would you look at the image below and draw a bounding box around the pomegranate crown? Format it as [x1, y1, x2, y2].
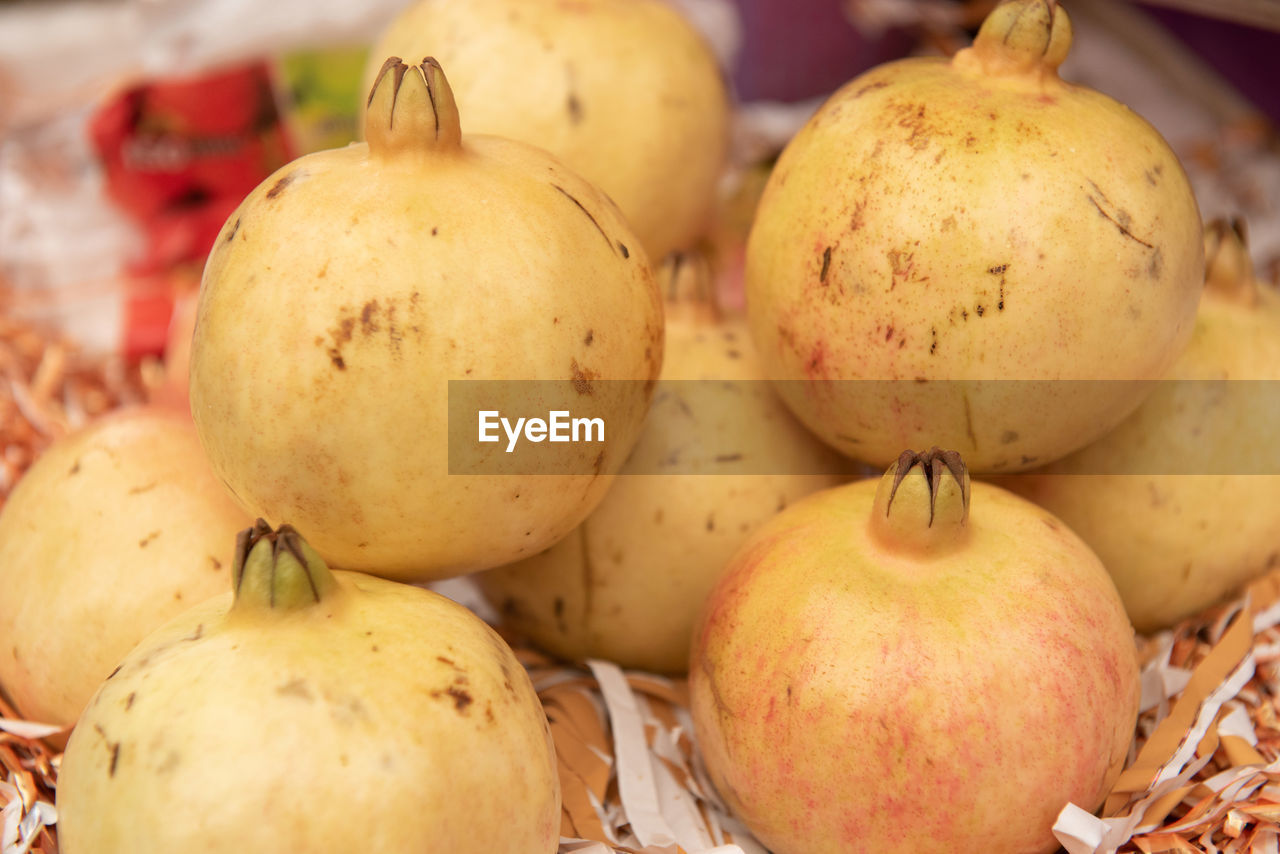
[1204, 217, 1260, 307]
[231, 519, 336, 612]
[365, 55, 463, 156]
[871, 448, 972, 554]
[885, 447, 971, 527]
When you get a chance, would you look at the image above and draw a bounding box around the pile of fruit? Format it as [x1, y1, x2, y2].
[3, 1, 1280, 852]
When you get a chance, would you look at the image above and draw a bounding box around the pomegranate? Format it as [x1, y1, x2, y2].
[1002, 218, 1280, 633]
[57, 520, 559, 853]
[689, 448, 1140, 854]
[477, 254, 851, 673]
[744, 0, 1203, 472]
[189, 58, 662, 581]
[364, 0, 731, 261]
[0, 407, 250, 732]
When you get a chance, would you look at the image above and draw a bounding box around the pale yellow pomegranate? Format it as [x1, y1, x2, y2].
[690, 448, 1139, 854]
[1002, 219, 1280, 633]
[365, 0, 731, 261]
[478, 254, 852, 673]
[745, 0, 1203, 473]
[0, 407, 250, 732]
[57, 521, 560, 853]
[190, 58, 662, 581]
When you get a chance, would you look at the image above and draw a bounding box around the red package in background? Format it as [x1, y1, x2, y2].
[87, 61, 295, 360]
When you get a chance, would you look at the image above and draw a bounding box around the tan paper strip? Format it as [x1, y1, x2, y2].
[1112, 609, 1257, 795]
[588, 660, 679, 849]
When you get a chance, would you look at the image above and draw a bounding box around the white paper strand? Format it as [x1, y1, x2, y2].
[0, 719, 62, 741]
[588, 660, 679, 849]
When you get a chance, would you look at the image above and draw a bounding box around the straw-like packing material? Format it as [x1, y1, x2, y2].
[0, 304, 151, 504]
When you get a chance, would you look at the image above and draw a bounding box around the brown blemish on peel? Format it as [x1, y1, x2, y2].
[1087, 196, 1153, 248]
[1085, 181, 1154, 249]
[226, 217, 241, 243]
[988, 264, 1008, 311]
[1147, 247, 1164, 279]
[266, 171, 297, 200]
[962, 395, 977, 449]
[571, 359, 596, 394]
[849, 199, 868, 232]
[552, 184, 615, 253]
[361, 300, 380, 333]
[138, 531, 161, 548]
[433, 685, 473, 713]
[276, 679, 314, 701]
[565, 62, 583, 124]
[890, 101, 934, 151]
[322, 297, 415, 369]
[806, 343, 825, 378]
[820, 247, 832, 283]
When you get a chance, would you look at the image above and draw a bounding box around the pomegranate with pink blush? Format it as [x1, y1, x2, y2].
[688, 448, 1140, 854]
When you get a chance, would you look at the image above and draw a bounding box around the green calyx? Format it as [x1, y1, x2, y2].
[230, 519, 336, 613]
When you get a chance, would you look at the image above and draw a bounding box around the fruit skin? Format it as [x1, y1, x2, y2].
[478, 255, 852, 673]
[1001, 220, 1280, 633]
[365, 0, 731, 262]
[689, 449, 1139, 854]
[56, 523, 560, 854]
[190, 59, 663, 580]
[0, 406, 250, 731]
[744, 0, 1203, 473]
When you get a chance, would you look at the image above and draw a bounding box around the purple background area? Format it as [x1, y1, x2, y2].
[1138, 4, 1280, 126]
[727, 0, 913, 102]
[726, 0, 1280, 127]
